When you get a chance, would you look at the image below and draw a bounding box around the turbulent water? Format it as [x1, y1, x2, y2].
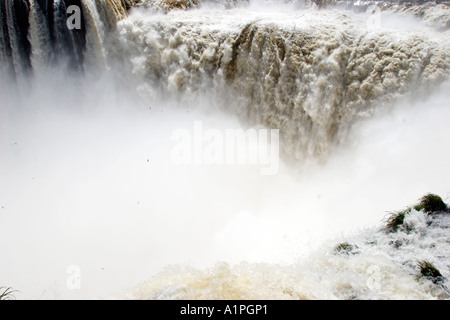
[0, 0, 449, 299]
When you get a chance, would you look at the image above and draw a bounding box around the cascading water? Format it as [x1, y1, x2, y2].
[0, 0, 128, 77]
[117, 3, 449, 160]
[0, 0, 449, 299]
[0, 0, 32, 77]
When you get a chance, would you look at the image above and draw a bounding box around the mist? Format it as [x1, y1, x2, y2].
[1, 63, 449, 299]
[1, 0, 449, 300]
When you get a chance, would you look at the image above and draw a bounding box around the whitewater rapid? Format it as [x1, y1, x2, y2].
[0, 0, 449, 299]
[116, 2, 449, 161]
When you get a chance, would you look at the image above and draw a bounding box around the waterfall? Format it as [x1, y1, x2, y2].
[117, 4, 450, 160]
[1, 0, 449, 300]
[1, 0, 449, 159]
[0, 0, 128, 77]
[0, 0, 32, 78]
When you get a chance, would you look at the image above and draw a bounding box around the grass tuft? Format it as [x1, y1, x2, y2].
[0, 287, 17, 300]
[417, 261, 444, 284]
[334, 242, 359, 255]
[413, 193, 448, 214]
[383, 193, 448, 233]
[383, 209, 409, 233]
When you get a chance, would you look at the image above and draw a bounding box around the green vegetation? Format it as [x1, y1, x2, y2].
[384, 209, 409, 233]
[383, 193, 448, 233]
[0, 287, 17, 300]
[417, 261, 444, 284]
[312, 0, 335, 8]
[334, 242, 359, 255]
[413, 194, 448, 214]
